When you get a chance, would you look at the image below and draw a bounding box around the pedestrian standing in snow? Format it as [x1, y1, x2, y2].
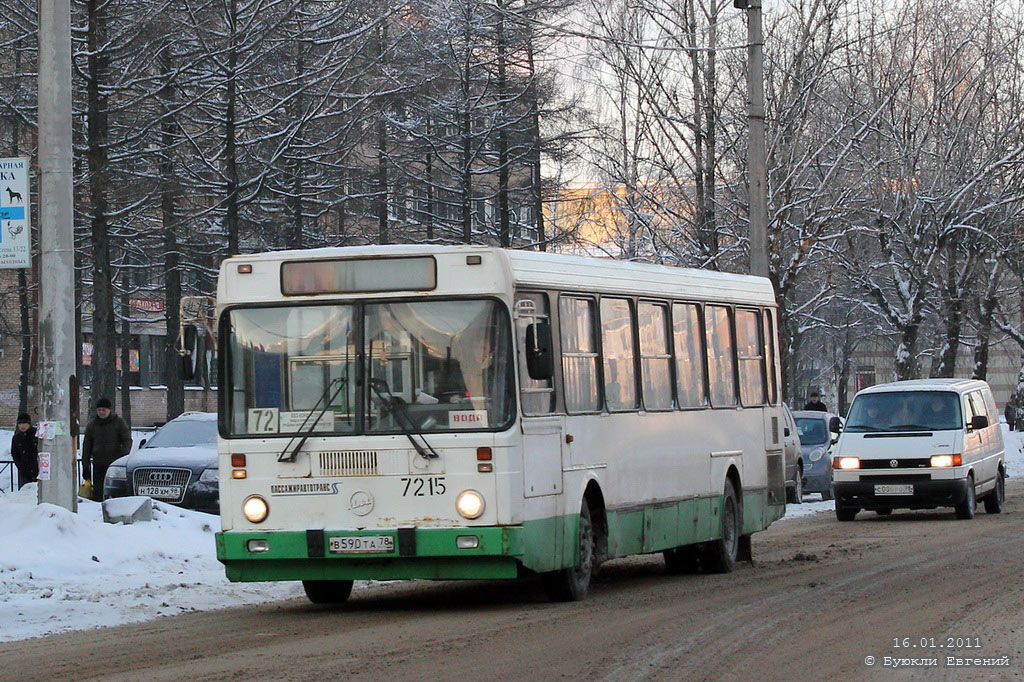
[803, 392, 828, 412]
[11, 413, 38, 489]
[1005, 400, 1016, 431]
[81, 397, 132, 501]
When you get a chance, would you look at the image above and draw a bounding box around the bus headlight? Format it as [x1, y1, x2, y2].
[456, 490, 485, 519]
[243, 495, 269, 523]
[809, 447, 826, 462]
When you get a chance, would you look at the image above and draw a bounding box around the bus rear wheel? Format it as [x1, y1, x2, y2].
[702, 480, 740, 574]
[542, 499, 595, 601]
[302, 579, 354, 604]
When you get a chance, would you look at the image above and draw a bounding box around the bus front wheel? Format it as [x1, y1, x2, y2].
[303, 579, 354, 604]
[542, 498, 595, 601]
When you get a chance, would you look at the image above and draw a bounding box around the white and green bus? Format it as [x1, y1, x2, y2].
[214, 245, 786, 602]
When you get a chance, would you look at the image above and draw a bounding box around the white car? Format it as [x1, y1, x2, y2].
[832, 379, 1005, 521]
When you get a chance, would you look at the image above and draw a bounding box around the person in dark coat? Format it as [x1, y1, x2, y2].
[11, 413, 38, 489]
[81, 397, 132, 501]
[1005, 400, 1016, 431]
[803, 392, 828, 412]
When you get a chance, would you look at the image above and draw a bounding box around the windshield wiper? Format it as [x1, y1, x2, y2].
[278, 376, 348, 462]
[369, 378, 440, 459]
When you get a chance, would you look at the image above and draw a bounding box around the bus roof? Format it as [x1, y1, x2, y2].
[221, 245, 776, 307]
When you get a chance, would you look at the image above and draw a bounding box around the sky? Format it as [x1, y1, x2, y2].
[1, 426, 1021, 643]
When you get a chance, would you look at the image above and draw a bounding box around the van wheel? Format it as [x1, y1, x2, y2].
[984, 471, 1005, 514]
[543, 499, 595, 601]
[702, 480, 740, 573]
[836, 507, 858, 522]
[302, 579, 354, 604]
[787, 465, 803, 504]
[955, 475, 976, 520]
[663, 545, 701, 574]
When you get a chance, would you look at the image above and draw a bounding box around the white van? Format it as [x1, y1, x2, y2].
[832, 379, 1005, 521]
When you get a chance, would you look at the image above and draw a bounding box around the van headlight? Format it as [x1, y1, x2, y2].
[105, 465, 127, 482]
[809, 447, 826, 462]
[243, 495, 269, 523]
[456, 490, 485, 519]
[836, 457, 860, 470]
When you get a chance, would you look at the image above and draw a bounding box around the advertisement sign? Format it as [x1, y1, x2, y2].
[0, 157, 30, 268]
[38, 452, 51, 481]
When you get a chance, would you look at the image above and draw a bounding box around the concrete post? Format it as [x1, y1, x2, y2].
[745, 0, 769, 278]
[37, 0, 77, 511]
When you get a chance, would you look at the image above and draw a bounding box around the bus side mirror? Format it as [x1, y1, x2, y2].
[829, 416, 843, 434]
[181, 326, 198, 381]
[970, 415, 989, 430]
[525, 322, 554, 380]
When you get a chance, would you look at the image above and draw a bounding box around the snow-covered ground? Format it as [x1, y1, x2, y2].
[0, 427, 1021, 644]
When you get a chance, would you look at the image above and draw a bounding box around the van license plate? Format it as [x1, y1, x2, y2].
[874, 484, 913, 495]
[329, 535, 394, 554]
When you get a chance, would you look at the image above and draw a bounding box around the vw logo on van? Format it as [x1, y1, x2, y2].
[890, 459, 899, 468]
[149, 472, 174, 482]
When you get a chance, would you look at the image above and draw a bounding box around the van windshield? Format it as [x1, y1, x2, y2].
[845, 391, 962, 432]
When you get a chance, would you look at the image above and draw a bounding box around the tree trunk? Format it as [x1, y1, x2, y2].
[526, 41, 545, 251]
[119, 270, 132, 428]
[224, 0, 240, 256]
[86, 0, 117, 410]
[496, 9, 510, 248]
[159, 47, 184, 421]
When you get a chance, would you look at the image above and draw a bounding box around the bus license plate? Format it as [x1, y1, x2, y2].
[137, 485, 182, 499]
[874, 484, 913, 496]
[329, 535, 394, 554]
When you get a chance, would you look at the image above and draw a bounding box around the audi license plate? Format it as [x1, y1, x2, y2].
[874, 484, 913, 496]
[137, 485, 183, 499]
[329, 535, 394, 554]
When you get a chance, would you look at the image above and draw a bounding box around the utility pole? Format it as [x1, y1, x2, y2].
[736, 0, 768, 278]
[37, 0, 77, 511]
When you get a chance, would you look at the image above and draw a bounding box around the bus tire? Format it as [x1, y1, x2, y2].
[702, 480, 740, 574]
[542, 498, 595, 601]
[302, 579, 354, 604]
[663, 545, 701, 574]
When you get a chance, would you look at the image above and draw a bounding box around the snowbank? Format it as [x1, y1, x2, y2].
[0, 485, 302, 642]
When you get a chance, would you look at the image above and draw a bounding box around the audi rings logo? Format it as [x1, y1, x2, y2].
[890, 459, 899, 468]
[149, 472, 174, 482]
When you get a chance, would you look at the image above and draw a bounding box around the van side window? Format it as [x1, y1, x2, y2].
[559, 296, 601, 413]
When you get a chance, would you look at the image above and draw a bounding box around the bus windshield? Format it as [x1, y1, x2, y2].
[225, 299, 514, 436]
[845, 391, 962, 432]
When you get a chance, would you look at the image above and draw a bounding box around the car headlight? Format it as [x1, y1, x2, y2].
[809, 447, 826, 462]
[199, 468, 219, 483]
[243, 495, 269, 523]
[456, 490, 485, 519]
[105, 465, 127, 482]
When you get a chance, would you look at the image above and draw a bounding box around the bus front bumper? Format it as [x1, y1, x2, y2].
[217, 526, 524, 581]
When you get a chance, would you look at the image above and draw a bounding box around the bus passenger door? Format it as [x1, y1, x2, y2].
[521, 417, 564, 497]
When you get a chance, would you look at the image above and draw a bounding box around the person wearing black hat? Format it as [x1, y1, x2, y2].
[803, 392, 828, 412]
[11, 413, 38, 489]
[81, 397, 132, 501]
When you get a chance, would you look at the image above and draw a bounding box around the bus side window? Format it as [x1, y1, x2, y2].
[600, 297, 638, 411]
[705, 305, 738, 407]
[560, 296, 601, 413]
[673, 303, 707, 408]
[763, 310, 778, 405]
[736, 309, 766, 406]
[638, 302, 673, 410]
[516, 292, 555, 415]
